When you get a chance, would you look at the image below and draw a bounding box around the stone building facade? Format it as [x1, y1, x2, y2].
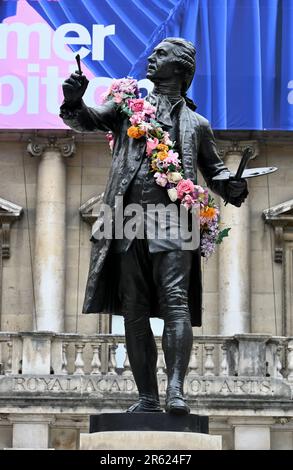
[0, 128, 293, 450]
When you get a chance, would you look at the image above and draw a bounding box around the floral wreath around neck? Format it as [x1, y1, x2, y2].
[102, 78, 230, 258]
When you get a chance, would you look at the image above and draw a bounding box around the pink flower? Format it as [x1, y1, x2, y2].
[130, 112, 145, 125]
[154, 172, 168, 187]
[128, 98, 145, 113]
[163, 156, 177, 166]
[182, 194, 194, 209]
[194, 184, 205, 194]
[167, 150, 179, 159]
[162, 132, 172, 146]
[119, 78, 139, 96]
[146, 137, 159, 156]
[107, 78, 139, 99]
[176, 179, 195, 200]
[162, 151, 180, 169]
[143, 101, 156, 117]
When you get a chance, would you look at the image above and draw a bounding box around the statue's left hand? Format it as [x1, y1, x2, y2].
[226, 178, 248, 207]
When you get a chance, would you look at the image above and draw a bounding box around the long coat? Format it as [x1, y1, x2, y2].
[60, 96, 229, 327]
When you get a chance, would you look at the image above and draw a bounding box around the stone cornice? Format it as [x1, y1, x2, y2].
[1, 129, 293, 145]
[0, 129, 106, 144]
[0, 198, 23, 220]
[214, 130, 293, 143]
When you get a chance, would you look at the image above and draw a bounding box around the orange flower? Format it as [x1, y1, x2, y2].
[127, 126, 145, 139]
[200, 207, 217, 219]
[156, 143, 169, 152]
[157, 150, 168, 160]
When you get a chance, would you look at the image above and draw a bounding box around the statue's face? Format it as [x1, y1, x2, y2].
[147, 41, 179, 81]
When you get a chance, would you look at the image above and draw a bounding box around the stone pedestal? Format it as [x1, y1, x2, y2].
[89, 413, 208, 433]
[80, 413, 221, 450]
[80, 431, 222, 450]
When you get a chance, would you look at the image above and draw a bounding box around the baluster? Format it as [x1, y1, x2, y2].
[108, 344, 118, 375]
[73, 343, 85, 375]
[6, 341, 12, 375]
[90, 344, 101, 375]
[122, 346, 132, 376]
[276, 345, 283, 378]
[157, 347, 165, 375]
[188, 344, 199, 376]
[60, 342, 68, 375]
[220, 344, 229, 377]
[204, 344, 215, 376]
[287, 340, 293, 381]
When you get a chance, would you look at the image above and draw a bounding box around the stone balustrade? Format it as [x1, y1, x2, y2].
[0, 332, 292, 412]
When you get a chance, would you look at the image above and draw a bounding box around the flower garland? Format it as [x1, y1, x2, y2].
[103, 78, 230, 258]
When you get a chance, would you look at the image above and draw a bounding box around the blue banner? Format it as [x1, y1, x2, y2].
[1, 0, 292, 130]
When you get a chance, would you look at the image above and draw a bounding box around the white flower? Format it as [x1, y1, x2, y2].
[167, 172, 183, 183]
[167, 187, 178, 202]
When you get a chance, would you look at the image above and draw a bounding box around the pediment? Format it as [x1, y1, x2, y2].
[0, 198, 23, 259]
[0, 197, 23, 220]
[263, 199, 293, 263]
[79, 193, 104, 224]
[263, 199, 293, 223]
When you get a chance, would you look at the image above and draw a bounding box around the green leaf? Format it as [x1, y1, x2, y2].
[208, 194, 216, 206]
[216, 227, 231, 244]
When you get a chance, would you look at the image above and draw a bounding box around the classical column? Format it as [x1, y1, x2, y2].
[217, 141, 257, 335]
[28, 137, 75, 332]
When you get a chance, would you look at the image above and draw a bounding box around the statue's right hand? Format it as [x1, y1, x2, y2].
[62, 73, 89, 106]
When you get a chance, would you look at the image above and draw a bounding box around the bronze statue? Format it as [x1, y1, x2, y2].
[60, 38, 247, 415]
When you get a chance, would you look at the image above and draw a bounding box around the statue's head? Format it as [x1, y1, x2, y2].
[147, 37, 196, 95]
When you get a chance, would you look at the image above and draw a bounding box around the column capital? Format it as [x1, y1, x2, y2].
[27, 135, 75, 158]
[216, 139, 259, 160]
